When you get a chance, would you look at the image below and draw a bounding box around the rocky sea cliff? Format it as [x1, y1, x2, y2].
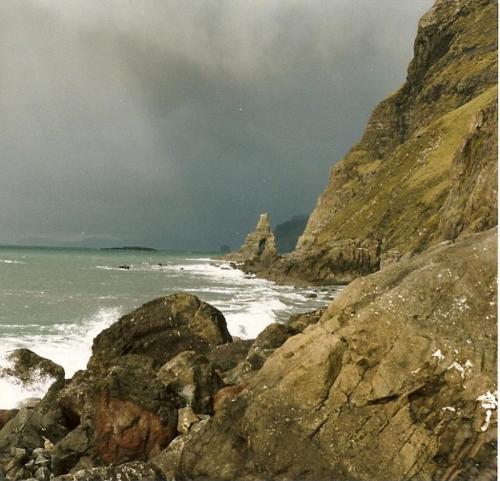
[0, 0, 497, 480]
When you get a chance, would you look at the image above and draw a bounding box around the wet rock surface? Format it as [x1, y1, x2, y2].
[2, 350, 65, 387]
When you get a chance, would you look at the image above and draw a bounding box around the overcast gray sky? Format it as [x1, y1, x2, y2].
[0, 0, 432, 250]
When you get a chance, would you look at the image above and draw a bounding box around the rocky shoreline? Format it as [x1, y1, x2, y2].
[0, 227, 496, 481]
[0, 293, 326, 481]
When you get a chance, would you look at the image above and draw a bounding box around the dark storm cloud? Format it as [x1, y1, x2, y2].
[0, 0, 432, 250]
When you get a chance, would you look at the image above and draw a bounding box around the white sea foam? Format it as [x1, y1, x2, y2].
[224, 297, 289, 338]
[0, 354, 57, 410]
[0, 307, 121, 409]
[0, 259, 25, 264]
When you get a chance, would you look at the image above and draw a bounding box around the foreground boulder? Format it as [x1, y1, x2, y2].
[88, 293, 232, 370]
[50, 294, 234, 476]
[181, 228, 497, 481]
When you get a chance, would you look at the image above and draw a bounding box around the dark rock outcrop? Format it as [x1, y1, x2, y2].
[206, 340, 253, 373]
[2, 349, 64, 386]
[41, 293, 234, 478]
[181, 228, 497, 481]
[0, 378, 69, 460]
[0, 413, 17, 433]
[286, 306, 326, 332]
[88, 293, 232, 370]
[243, 323, 298, 372]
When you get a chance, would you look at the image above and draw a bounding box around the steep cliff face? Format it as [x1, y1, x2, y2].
[282, 0, 497, 284]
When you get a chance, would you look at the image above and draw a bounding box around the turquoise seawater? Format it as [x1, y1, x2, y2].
[0, 246, 339, 408]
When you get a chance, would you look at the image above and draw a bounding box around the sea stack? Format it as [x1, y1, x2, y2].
[227, 213, 277, 265]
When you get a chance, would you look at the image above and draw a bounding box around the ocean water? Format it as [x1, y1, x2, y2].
[0, 246, 339, 409]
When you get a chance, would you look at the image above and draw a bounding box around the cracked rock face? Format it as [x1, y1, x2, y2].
[180, 228, 497, 481]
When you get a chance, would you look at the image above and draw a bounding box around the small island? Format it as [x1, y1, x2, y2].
[100, 246, 157, 252]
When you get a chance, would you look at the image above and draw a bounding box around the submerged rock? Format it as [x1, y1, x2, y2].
[180, 228, 497, 481]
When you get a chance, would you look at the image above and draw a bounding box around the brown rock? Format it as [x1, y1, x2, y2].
[91, 356, 178, 465]
[213, 384, 248, 413]
[95, 396, 174, 465]
[56, 355, 179, 471]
